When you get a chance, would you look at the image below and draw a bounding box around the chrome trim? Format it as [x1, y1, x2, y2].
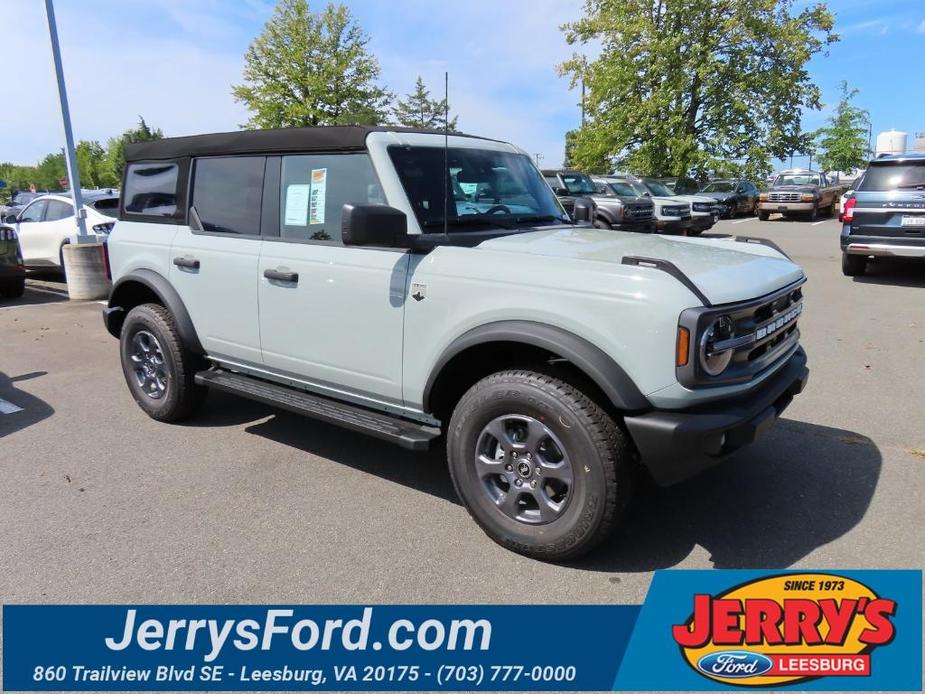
[846, 243, 925, 258]
[853, 207, 925, 214]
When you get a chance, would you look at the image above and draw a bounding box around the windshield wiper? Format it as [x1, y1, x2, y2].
[514, 214, 564, 224]
[422, 215, 519, 230]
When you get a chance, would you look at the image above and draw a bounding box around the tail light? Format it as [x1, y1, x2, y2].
[842, 197, 857, 223]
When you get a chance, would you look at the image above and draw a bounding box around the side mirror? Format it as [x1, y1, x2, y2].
[572, 197, 594, 223]
[2, 213, 17, 224]
[554, 186, 569, 197]
[341, 204, 409, 247]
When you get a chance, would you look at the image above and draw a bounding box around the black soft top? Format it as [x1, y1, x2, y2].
[124, 125, 479, 162]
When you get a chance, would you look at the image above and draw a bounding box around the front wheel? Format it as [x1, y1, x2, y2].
[120, 303, 207, 422]
[842, 253, 867, 277]
[808, 204, 818, 222]
[447, 370, 633, 561]
[593, 217, 612, 230]
[758, 210, 770, 221]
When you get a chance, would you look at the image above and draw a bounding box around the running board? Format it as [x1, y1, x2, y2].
[195, 369, 440, 450]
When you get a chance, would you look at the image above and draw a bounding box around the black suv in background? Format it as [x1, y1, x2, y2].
[542, 169, 598, 217]
[699, 179, 760, 217]
[0, 227, 26, 298]
[841, 154, 925, 276]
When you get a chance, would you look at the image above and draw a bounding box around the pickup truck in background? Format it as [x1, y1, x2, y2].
[758, 169, 843, 222]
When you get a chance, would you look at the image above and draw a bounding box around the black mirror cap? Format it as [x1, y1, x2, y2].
[341, 204, 409, 247]
[572, 197, 595, 223]
[2, 214, 17, 224]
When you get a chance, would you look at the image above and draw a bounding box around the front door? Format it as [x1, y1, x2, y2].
[14, 198, 51, 266]
[167, 156, 266, 365]
[257, 152, 408, 408]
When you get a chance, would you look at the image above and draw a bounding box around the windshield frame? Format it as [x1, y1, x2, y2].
[388, 144, 568, 233]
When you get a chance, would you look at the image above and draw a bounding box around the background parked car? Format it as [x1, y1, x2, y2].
[2, 192, 117, 270]
[606, 176, 692, 234]
[638, 177, 718, 236]
[541, 169, 598, 217]
[757, 169, 839, 221]
[0, 226, 26, 298]
[838, 176, 863, 221]
[698, 179, 760, 218]
[655, 176, 701, 195]
[0, 190, 49, 220]
[589, 177, 655, 232]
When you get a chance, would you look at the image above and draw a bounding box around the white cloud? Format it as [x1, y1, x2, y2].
[917, 19, 925, 32]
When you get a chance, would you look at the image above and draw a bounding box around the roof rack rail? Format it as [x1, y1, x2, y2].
[733, 236, 791, 259]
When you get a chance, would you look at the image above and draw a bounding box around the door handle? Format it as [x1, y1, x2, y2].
[264, 268, 299, 283]
[173, 257, 200, 269]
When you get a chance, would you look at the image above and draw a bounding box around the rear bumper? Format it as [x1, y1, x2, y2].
[841, 233, 925, 258]
[624, 347, 809, 486]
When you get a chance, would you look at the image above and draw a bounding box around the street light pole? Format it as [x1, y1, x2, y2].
[44, 0, 90, 244]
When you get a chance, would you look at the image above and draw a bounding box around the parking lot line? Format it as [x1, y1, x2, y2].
[812, 220, 827, 226]
[732, 218, 753, 224]
[0, 398, 24, 415]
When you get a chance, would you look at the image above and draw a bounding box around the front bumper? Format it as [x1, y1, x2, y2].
[759, 201, 814, 212]
[616, 218, 656, 233]
[624, 347, 809, 486]
[656, 217, 692, 234]
[690, 213, 716, 231]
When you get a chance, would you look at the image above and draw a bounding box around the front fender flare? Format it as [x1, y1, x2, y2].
[105, 269, 203, 354]
[422, 320, 651, 413]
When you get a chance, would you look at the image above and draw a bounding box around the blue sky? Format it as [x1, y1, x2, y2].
[4, 0, 923, 169]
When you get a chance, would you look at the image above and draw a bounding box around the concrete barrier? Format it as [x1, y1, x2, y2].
[62, 242, 111, 301]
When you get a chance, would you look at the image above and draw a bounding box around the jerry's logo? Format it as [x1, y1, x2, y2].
[672, 573, 897, 687]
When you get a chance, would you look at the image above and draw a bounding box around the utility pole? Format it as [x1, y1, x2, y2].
[44, 0, 89, 243]
[534, 153, 543, 167]
[580, 78, 586, 127]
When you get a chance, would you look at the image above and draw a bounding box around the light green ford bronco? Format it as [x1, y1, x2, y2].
[103, 126, 809, 560]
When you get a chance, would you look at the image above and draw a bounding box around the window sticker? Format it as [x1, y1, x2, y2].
[284, 184, 310, 226]
[309, 168, 327, 225]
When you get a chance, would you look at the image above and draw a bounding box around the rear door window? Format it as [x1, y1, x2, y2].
[278, 153, 383, 243]
[858, 164, 925, 192]
[124, 162, 179, 217]
[191, 156, 265, 235]
[44, 200, 73, 221]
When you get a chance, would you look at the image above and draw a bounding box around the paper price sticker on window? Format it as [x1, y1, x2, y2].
[309, 168, 327, 225]
[284, 184, 310, 226]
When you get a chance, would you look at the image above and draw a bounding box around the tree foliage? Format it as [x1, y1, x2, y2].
[814, 81, 870, 173]
[0, 117, 162, 203]
[232, 0, 391, 128]
[559, 0, 838, 179]
[392, 76, 457, 130]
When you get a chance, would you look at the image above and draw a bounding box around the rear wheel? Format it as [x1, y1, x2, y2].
[0, 278, 25, 298]
[842, 253, 867, 277]
[120, 303, 207, 422]
[758, 210, 770, 221]
[447, 369, 633, 561]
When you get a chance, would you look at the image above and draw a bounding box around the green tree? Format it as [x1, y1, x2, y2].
[559, 0, 837, 178]
[104, 116, 164, 184]
[76, 140, 118, 189]
[814, 81, 870, 173]
[232, 0, 391, 128]
[392, 76, 457, 130]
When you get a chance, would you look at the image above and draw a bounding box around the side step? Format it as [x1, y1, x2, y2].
[195, 369, 440, 451]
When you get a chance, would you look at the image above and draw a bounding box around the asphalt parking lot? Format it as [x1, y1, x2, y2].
[1, 215, 923, 606]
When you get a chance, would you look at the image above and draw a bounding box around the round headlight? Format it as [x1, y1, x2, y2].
[700, 315, 735, 376]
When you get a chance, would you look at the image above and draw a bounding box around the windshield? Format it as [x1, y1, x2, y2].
[559, 173, 596, 195]
[90, 197, 120, 218]
[640, 179, 674, 197]
[858, 163, 925, 191]
[772, 173, 821, 187]
[701, 181, 735, 193]
[389, 146, 566, 231]
[597, 180, 642, 197]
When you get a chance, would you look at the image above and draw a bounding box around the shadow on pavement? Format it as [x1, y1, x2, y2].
[0, 371, 54, 438]
[237, 402, 880, 571]
[0, 280, 68, 308]
[852, 259, 925, 288]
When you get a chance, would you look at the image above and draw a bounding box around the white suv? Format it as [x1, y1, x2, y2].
[103, 126, 809, 560]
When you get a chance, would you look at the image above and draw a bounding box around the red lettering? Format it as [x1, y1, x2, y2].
[859, 598, 897, 645]
[783, 599, 823, 645]
[744, 599, 784, 645]
[818, 598, 857, 644]
[712, 599, 744, 645]
[672, 594, 712, 647]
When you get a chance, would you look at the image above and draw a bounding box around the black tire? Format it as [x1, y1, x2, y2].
[119, 303, 206, 422]
[808, 204, 818, 222]
[687, 228, 702, 237]
[0, 278, 25, 298]
[842, 253, 867, 277]
[447, 369, 633, 561]
[758, 210, 770, 221]
[593, 217, 612, 230]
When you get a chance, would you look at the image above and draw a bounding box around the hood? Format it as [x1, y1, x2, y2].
[477, 227, 803, 305]
[771, 184, 817, 193]
[591, 194, 652, 207]
[672, 194, 717, 204]
[701, 191, 736, 201]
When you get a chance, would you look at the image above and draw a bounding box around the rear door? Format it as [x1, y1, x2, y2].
[168, 156, 266, 365]
[257, 152, 408, 407]
[40, 199, 76, 266]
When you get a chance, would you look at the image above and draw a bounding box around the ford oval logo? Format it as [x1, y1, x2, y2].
[696, 650, 774, 678]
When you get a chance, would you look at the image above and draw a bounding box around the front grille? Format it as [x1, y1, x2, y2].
[692, 202, 714, 213]
[769, 192, 801, 203]
[625, 205, 653, 220]
[662, 205, 688, 217]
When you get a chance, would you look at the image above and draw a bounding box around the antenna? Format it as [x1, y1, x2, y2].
[443, 71, 449, 241]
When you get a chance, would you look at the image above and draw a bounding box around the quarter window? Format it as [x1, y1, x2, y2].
[124, 162, 179, 217]
[279, 153, 383, 243]
[191, 156, 265, 235]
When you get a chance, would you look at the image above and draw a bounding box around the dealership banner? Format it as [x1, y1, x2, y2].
[3, 570, 920, 691]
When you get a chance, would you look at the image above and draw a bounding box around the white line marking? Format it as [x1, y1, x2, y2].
[732, 218, 752, 224]
[0, 398, 24, 415]
[812, 221, 827, 226]
[25, 285, 68, 296]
